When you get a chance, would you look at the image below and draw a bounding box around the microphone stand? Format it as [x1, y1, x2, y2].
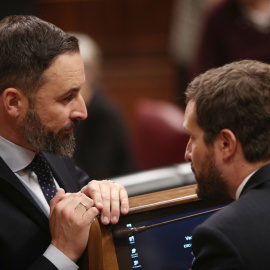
[113, 206, 224, 239]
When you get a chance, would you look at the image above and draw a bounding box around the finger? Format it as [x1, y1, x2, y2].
[82, 206, 100, 223]
[109, 183, 122, 224]
[52, 193, 86, 218]
[81, 180, 129, 225]
[75, 197, 94, 216]
[52, 193, 95, 225]
[49, 193, 99, 262]
[81, 180, 104, 209]
[109, 183, 129, 223]
[119, 187, 129, 215]
[60, 192, 71, 200]
[98, 181, 111, 225]
[50, 188, 65, 214]
[70, 195, 99, 227]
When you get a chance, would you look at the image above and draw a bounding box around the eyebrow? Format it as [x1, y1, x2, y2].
[183, 123, 193, 136]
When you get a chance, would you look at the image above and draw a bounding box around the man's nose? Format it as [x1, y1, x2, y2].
[184, 139, 192, 162]
[71, 94, 88, 120]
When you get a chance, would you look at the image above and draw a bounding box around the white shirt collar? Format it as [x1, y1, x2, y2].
[235, 170, 257, 200]
[0, 136, 36, 172]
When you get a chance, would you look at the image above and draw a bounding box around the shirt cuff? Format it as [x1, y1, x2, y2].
[43, 244, 79, 270]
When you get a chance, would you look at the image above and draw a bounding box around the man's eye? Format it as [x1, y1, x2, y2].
[63, 95, 73, 102]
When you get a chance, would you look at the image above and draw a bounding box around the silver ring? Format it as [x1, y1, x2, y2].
[108, 180, 116, 184]
[79, 201, 89, 210]
[91, 218, 96, 224]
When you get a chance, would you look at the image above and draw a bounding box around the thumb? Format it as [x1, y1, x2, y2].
[50, 188, 65, 213]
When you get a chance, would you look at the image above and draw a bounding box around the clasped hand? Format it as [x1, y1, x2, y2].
[49, 180, 129, 262]
[81, 179, 129, 224]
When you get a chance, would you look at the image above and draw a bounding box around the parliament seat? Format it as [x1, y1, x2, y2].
[133, 98, 189, 170]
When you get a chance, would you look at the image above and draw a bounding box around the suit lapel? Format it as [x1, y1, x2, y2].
[42, 152, 81, 192]
[0, 157, 50, 234]
[0, 152, 81, 236]
[241, 163, 270, 197]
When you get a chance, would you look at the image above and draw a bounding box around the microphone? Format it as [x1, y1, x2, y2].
[113, 206, 224, 239]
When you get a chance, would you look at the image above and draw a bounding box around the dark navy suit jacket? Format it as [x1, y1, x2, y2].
[0, 151, 90, 270]
[192, 163, 270, 270]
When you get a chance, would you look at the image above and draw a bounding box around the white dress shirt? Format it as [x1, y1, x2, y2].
[0, 136, 78, 270]
[235, 170, 257, 200]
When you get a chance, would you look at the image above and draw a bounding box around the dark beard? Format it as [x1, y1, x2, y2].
[17, 104, 79, 157]
[192, 153, 231, 201]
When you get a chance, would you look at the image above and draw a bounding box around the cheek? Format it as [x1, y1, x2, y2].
[37, 107, 68, 130]
[191, 144, 205, 164]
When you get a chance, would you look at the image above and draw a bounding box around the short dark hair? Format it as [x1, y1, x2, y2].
[185, 60, 270, 162]
[0, 15, 79, 96]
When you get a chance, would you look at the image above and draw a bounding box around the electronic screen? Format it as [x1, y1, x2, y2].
[113, 201, 226, 270]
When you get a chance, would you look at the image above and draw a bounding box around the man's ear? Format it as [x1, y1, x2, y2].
[218, 129, 237, 160]
[2, 88, 25, 118]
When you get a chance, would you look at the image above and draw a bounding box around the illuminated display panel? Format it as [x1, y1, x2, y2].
[113, 200, 226, 270]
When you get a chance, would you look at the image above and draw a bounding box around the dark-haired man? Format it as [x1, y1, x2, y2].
[0, 15, 128, 270]
[184, 59, 270, 269]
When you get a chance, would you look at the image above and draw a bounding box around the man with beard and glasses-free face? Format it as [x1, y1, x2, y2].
[0, 15, 129, 270]
[183, 59, 270, 270]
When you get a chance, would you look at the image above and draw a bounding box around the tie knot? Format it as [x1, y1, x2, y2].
[28, 153, 51, 175]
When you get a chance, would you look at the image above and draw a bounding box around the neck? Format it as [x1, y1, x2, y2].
[0, 129, 35, 151]
[228, 159, 270, 199]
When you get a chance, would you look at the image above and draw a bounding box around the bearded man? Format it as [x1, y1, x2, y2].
[0, 15, 129, 270]
[184, 59, 270, 269]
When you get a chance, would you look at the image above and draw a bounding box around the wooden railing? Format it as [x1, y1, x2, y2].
[88, 184, 199, 270]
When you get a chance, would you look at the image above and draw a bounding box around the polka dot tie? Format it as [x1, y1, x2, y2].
[28, 153, 58, 205]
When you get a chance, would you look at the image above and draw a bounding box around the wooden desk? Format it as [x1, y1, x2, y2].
[89, 182, 231, 270]
[88, 184, 200, 270]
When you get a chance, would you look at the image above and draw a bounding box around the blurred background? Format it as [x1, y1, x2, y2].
[2, 0, 270, 186]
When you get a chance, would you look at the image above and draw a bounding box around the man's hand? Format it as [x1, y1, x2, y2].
[49, 189, 100, 262]
[81, 180, 129, 225]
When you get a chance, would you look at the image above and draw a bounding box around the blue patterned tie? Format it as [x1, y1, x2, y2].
[28, 153, 58, 204]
